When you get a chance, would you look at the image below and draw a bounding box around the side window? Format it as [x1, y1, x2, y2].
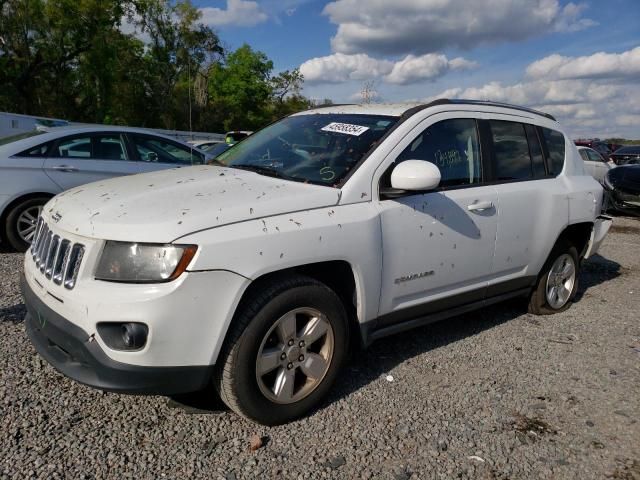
[541, 128, 565, 175]
[131, 135, 203, 165]
[587, 150, 604, 163]
[93, 135, 127, 161]
[524, 124, 546, 178]
[393, 118, 481, 188]
[489, 120, 532, 181]
[578, 149, 590, 161]
[16, 142, 52, 157]
[55, 136, 92, 158]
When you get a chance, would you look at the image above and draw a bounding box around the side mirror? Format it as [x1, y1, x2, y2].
[391, 160, 441, 191]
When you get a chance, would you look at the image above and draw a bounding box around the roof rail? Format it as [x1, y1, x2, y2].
[423, 98, 556, 121]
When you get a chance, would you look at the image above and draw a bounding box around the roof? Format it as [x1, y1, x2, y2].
[296, 99, 556, 121]
[38, 125, 180, 136]
[293, 103, 424, 117]
[0, 125, 197, 155]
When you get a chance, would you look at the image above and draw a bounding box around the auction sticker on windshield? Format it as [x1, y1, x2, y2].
[321, 122, 370, 136]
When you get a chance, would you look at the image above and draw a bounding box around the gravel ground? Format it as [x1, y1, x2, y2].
[1, 216, 639, 480]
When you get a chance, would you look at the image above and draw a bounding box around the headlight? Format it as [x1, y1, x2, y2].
[95, 242, 197, 283]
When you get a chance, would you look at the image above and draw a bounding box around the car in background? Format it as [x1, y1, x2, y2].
[604, 164, 640, 215]
[609, 145, 640, 165]
[188, 139, 225, 153]
[225, 130, 253, 144]
[574, 139, 611, 157]
[0, 126, 207, 251]
[577, 146, 614, 184]
[607, 143, 624, 154]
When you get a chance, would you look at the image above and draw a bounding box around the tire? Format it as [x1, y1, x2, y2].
[4, 197, 49, 252]
[528, 240, 579, 315]
[214, 274, 349, 425]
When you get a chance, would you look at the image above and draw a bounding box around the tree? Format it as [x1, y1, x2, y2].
[270, 69, 304, 103]
[208, 44, 274, 131]
[0, 0, 321, 133]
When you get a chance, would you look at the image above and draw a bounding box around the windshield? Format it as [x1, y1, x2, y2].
[217, 113, 398, 186]
[0, 130, 45, 146]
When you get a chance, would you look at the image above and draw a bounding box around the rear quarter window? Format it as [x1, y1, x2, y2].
[16, 141, 53, 157]
[541, 128, 565, 175]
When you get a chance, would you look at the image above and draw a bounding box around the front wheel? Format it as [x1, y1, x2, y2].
[528, 241, 579, 315]
[214, 275, 349, 425]
[4, 197, 49, 252]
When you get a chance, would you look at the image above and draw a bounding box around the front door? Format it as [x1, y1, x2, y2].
[376, 116, 498, 325]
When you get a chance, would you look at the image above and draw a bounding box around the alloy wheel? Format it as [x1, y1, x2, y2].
[545, 253, 576, 309]
[256, 307, 334, 404]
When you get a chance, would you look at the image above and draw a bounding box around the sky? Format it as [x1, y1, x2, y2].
[193, 0, 640, 139]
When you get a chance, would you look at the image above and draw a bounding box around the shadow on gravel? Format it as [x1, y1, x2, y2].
[575, 253, 622, 301]
[327, 299, 527, 408]
[326, 254, 623, 409]
[0, 303, 26, 324]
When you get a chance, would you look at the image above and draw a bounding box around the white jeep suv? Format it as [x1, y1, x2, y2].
[22, 100, 611, 425]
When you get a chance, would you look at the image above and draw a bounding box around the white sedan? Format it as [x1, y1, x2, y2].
[577, 145, 614, 184]
[0, 126, 207, 251]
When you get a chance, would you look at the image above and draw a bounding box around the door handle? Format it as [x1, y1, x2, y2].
[467, 201, 494, 212]
[51, 165, 78, 172]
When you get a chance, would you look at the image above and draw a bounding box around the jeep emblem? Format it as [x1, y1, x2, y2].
[51, 212, 62, 223]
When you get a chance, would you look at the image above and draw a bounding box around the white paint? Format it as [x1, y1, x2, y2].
[23, 102, 608, 381]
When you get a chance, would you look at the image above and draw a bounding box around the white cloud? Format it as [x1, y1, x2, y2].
[199, 0, 268, 27]
[300, 53, 394, 83]
[323, 0, 596, 55]
[385, 54, 477, 85]
[526, 46, 640, 80]
[423, 46, 640, 138]
[300, 52, 475, 85]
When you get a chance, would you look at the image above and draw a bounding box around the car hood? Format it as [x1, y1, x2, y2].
[45, 166, 341, 243]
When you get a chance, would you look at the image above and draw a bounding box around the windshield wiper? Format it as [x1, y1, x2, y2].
[231, 164, 302, 182]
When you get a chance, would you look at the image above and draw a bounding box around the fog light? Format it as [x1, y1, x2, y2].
[121, 323, 148, 349]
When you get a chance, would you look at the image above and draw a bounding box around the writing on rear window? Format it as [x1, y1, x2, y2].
[321, 122, 369, 136]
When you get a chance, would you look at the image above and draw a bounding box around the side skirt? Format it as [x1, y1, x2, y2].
[363, 284, 533, 346]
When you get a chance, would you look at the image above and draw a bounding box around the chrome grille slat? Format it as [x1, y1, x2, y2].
[31, 217, 44, 256]
[53, 240, 71, 285]
[45, 235, 61, 279]
[31, 218, 84, 290]
[35, 224, 49, 266]
[64, 244, 85, 290]
[40, 231, 53, 273]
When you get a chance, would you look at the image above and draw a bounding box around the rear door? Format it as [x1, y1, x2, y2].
[579, 149, 598, 178]
[488, 120, 568, 294]
[586, 149, 608, 183]
[44, 133, 139, 190]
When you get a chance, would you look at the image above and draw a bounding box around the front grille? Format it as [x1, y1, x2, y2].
[30, 218, 85, 290]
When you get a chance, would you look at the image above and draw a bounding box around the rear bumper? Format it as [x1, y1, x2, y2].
[584, 214, 613, 259]
[22, 273, 213, 395]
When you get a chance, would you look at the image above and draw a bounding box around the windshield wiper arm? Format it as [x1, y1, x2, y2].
[231, 164, 301, 182]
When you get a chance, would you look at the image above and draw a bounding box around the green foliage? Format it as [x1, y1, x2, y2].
[0, 0, 318, 132]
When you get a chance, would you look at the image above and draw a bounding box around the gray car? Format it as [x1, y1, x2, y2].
[0, 126, 207, 251]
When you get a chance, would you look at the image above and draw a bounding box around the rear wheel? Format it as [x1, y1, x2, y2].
[528, 241, 579, 315]
[4, 197, 48, 252]
[214, 275, 349, 425]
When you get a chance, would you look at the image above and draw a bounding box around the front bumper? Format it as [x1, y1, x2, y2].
[22, 273, 213, 395]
